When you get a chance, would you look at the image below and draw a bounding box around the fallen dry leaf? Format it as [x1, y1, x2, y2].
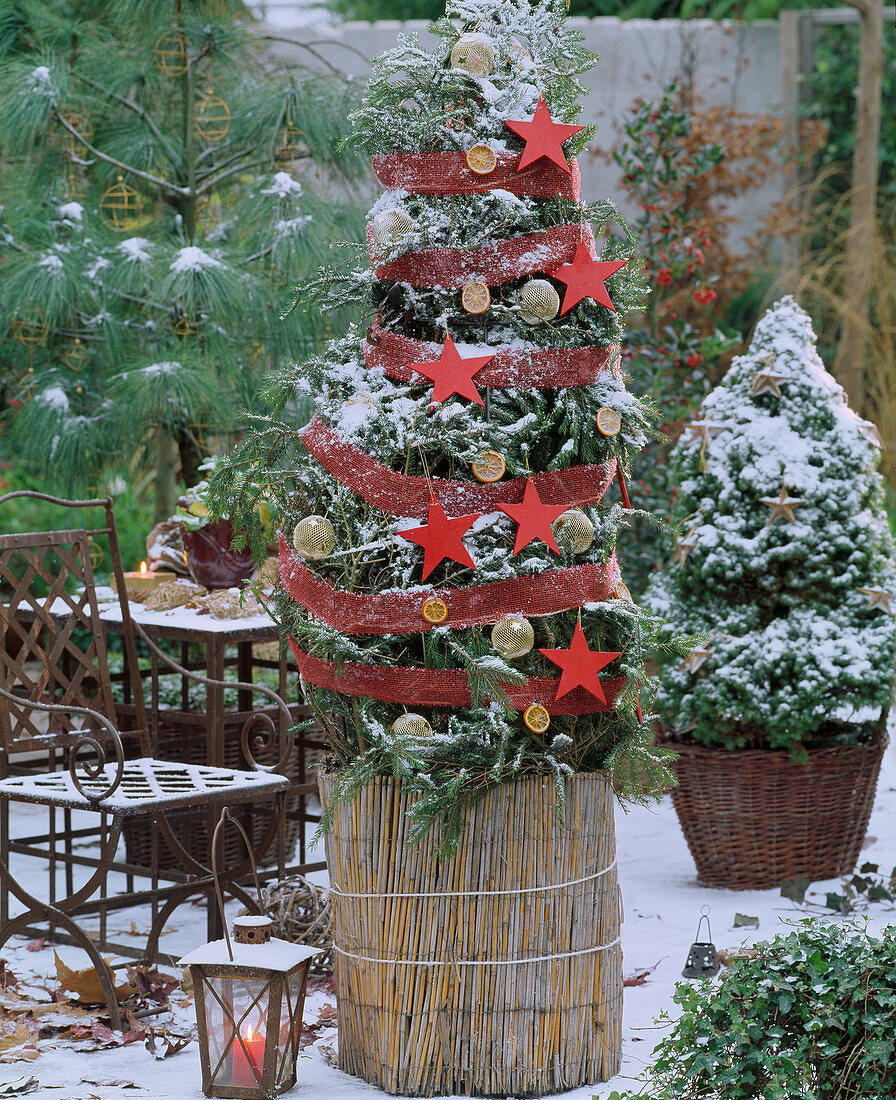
[25, 941, 47, 954]
[127, 965, 180, 1008]
[55, 952, 136, 1005]
[0, 1076, 39, 1095]
[79, 1081, 143, 1090]
[68, 1021, 145, 1051]
[0, 1024, 39, 1063]
[144, 1031, 192, 1060]
[0, 961, 18, 990]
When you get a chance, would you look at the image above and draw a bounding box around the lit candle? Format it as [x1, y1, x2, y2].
[112, 560, 175, 599]
[231, 1023, 266, 1088]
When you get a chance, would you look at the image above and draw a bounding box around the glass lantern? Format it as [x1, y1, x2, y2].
[181, 914, 320, 1098]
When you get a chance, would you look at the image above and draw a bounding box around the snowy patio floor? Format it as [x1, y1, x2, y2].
[3, 737, 894, 1100]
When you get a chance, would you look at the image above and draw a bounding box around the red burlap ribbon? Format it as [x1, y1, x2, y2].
[290, 638, 625, 714]
[279, 536, 620, 634]
[370, 223, 594, 288]
[298, 417, 616, 520]
[371, 152, 581, 200]
[365, 320, 618, 389]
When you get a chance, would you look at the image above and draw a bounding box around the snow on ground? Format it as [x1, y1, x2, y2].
[3, 737, 894, 1099]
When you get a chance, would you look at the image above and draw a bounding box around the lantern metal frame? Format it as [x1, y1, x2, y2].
[181, 810, 319, 1099]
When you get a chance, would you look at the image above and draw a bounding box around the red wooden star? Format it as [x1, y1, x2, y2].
[398, 500, 480, 580]
[407, 334, 494, 406]
[539, 621, 621, 702]
[551, 241, 628, 314]
[504, 95, 585, 175]
[496, 478, 569, 555]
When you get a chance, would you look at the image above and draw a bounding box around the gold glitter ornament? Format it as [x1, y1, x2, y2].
[450, 33, 496, 76]
[466, 144, 497, 176]
[421, 597, 449, 624]
[196, 93, 231, 142]
[390, 713, 433, 739]
[370, 209, 415, 250]
[471, 450, 506, 483]
[596, 407, 621, 435]
[517, 279, 560, 324]
[292, 515, 336, 559]
[155, 29, 189, 76]
[461, 280, 490, 314]
[523, 704, 550, 733]
[491, 614, 535, 659]
[552, 508, 594, 553]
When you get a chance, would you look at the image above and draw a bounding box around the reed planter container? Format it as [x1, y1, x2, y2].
[667, 732, 887, 890]
[319, 772, 622, 1097]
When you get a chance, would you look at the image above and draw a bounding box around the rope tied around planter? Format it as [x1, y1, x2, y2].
[332, 936, 622, 967]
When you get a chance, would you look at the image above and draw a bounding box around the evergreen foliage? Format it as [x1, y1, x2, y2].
[0, 0, 364, 517]
[212, 0, 690, 854]
[646, 297, 896, 754]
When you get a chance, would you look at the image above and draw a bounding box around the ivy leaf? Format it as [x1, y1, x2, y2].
[825, 892, 850, 913]
[733, 913, 759, 929]
[780, 876, 811, 904]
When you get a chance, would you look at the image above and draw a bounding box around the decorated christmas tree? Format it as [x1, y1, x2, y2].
[213, 0, 681, 857]
[0, 0, 363, 519]
[647, 296, 896, 752]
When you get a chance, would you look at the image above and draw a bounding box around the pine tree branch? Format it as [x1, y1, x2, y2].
[198, 159, 270, 194]
[53, 110, 191, 198]
[194, 147, 257, 183]
[76, 76, 167, 146]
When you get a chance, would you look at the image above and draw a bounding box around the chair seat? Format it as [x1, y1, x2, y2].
[0, 757, 290, 816]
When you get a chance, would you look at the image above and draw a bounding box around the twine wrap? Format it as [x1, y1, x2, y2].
[279, 537, 621, 634]
[290, 638, 626, 713]
[320, 772, 622, 1095]
[369, 223, 594, 288]
[371, 152, 582, 200]
[365, 319, 619, 389]
[298, 417, 617, 520]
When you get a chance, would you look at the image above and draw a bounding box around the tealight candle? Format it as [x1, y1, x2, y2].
[112, 561, 175, 599]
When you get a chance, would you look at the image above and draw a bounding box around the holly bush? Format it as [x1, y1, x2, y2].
[603, 919, 896, 1100]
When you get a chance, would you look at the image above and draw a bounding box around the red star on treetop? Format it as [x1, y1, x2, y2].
[504, 95, 585, 175]
[539, 621, 621, 702]
[398, 500, 480, 581]
[551, 241, 628, 315]
[496, 478, 569, 555]
[408, 334, 494, 406]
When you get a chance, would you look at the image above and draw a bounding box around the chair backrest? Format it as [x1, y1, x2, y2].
[0, 492, 147, 755]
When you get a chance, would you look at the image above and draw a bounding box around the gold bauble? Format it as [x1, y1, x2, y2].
[471, 450, 506, 483]
[273, 123, 307, 169]
[12, 307, 49, 348]
[596, 407, 622, 436]
[154, 30, 189, 76]
[450, 33, 496, 76]
[63, 338, 89, 372]
[461, 280, 490, 314]
[517, 279, 560, 324]
[552, 508, 594, 553]
[371, 210, 415, 250]
[523, 704, 550, 733]
[465, 144, 497, 176]
[99, 173, 142, 232]
[292, 515, 336, 560]
[491, 614, 535, 659]
[196, 93, 231, 142]
[390, 713, 433, 739]
[421, 597, 449, 624]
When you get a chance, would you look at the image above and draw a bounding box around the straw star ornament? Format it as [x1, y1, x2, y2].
[760, 485, 804, 525]
[856, 586, 893, 614]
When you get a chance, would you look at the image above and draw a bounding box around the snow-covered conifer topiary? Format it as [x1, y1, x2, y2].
[647, 296, 896, 753]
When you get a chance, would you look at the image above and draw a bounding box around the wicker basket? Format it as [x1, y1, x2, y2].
[320, 771, 622, 1097]
[667, 732, 887, 890]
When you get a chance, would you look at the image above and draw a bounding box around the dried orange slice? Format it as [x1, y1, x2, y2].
[421, 597, 449, 624]
[614, 580, 633, 601]
[596, 407, 622, 436]
[523, 704, 550, 734]
[471, 450, 506, 483]
[462, 281, 490, 314]
[466, 144, 497, 175]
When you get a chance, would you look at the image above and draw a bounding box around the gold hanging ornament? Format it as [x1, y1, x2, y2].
[273, 123, 307, 169]
[421, 597, 449, 624]
[196, 92, 231, 142]
[292, 516, 336, 560]
[552, 508, 594, 553]
[63, 338, 89, 372]
[596, 407, 622, 436]
[462, 280, 490, 314]
[450, 33, 496, 76]
[370, 210, 415, 250]
[465, 144, 497, 176]
[99, 172, 142, 232]
[517, 279, 560, 324]
[12, 306, 49, 348]
[470, 450, 506, 483]
[390, 713, 433, 739]
[154, 29, 189, 76]
[523, 704, 550, 734]
[491, 615, 535, 659]
[59, 110, 94, 152]
[174, 314, 201, 338]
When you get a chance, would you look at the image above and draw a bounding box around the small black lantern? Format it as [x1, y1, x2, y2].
[682, 905, 720, 978]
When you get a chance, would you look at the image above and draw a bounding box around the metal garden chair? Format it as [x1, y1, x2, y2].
[0, 491, 293, 1029]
